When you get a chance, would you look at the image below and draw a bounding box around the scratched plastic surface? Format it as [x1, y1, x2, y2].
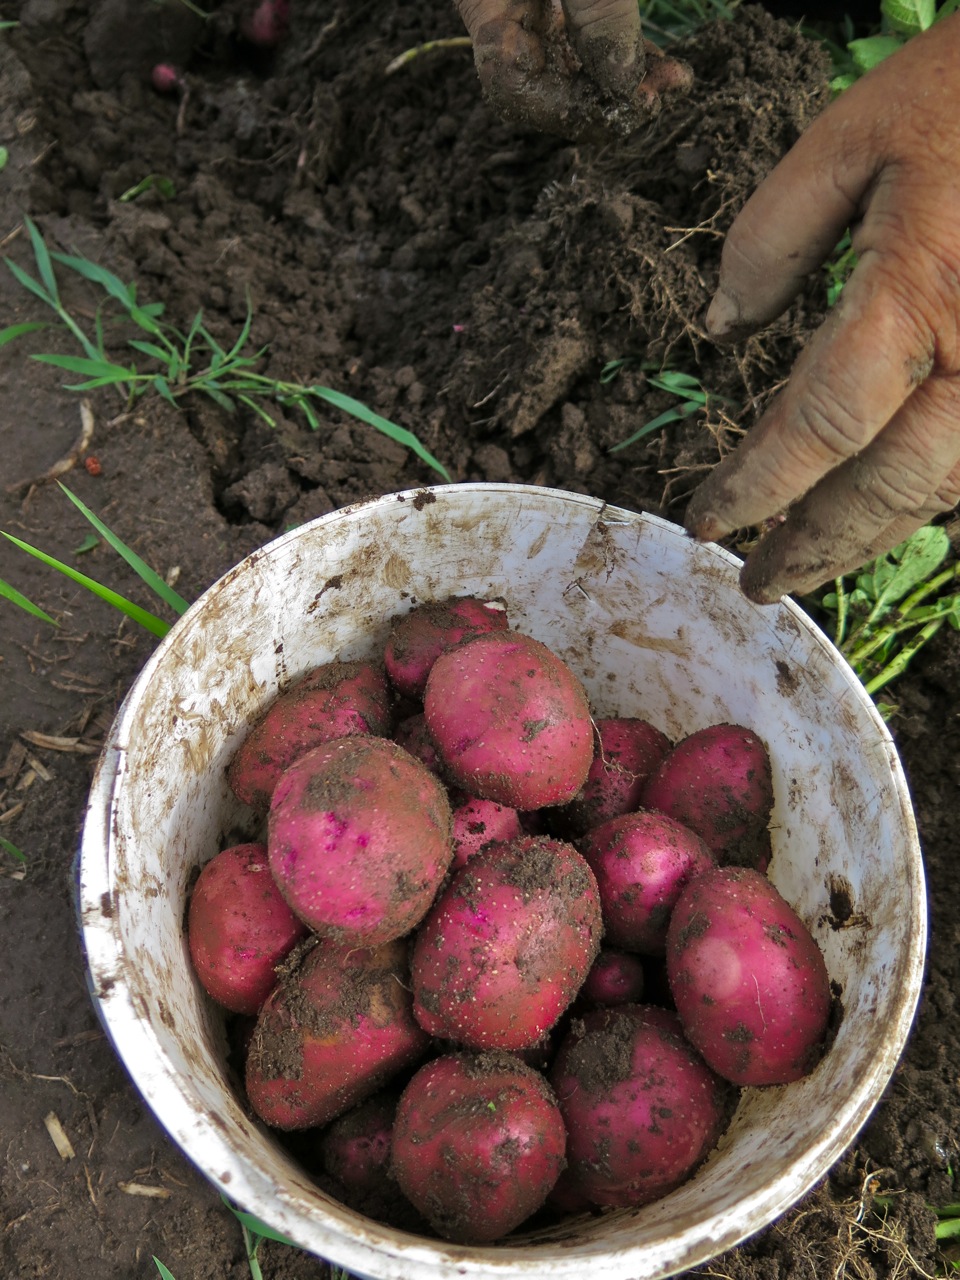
[78, 484, 925, 1280]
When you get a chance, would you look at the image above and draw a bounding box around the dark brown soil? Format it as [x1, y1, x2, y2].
[0, 0, 957, 1276]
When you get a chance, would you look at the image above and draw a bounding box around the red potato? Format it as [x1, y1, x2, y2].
[384, 596, 509, 699]
[392, 712, 442, 775]
[550, 1004, 732, 1208]
[268, 735, 453, 945]
[228, 660, 393, 811]
[666, 866, 832, 1086]
[641, 723, 773, 869]
[423, 630, 594, 809]
[241, 0, 289, 45]
[391, 1052, 566, 1243]
[187, 843, 308, 1015]
[554, 717, 672, 837]
[579, 947, 646, 1008]
[581, 810, 716, 955]
[319, 1091, 397, 1211]
[449, 794, 522, 869]
[245, 939, 429, 1131]
[411, 836, 603, 1050]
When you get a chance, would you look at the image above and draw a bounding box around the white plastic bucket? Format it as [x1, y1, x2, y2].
[78, 483, 926, 1280]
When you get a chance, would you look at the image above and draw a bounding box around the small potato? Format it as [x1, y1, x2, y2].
[268, 736, 453, 945]
[580, 810, 715, 955]
[187, 842, 308, 1015]
[553, 717, 671, 837]
[245, 939, 429, 1131]
[411, 836, 602, 1050]
[550, 1005, 732, 1208]
[228, 660, 393, 811]
[391, 1052, 566, 1242]
[384, 596, 509, 699]
[423, 630, 594, 809]
[666, 867, 832, 1086]
[641, 722, 773, 870]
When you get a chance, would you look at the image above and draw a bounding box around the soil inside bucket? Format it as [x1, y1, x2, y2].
[0, 0, 958, 1276]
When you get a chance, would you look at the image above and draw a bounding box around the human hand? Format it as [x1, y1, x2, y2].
[684, 14, 960, 604]
[455, 0, 692, 140]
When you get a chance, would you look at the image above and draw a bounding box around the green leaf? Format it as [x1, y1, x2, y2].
[50, 251, 137, 308]
[128, 339, 175, 363]
[0, 835, 26, 864]
[32, 352, 136, 380]
[882, 0, 935, 32]
[153, 1260, 177, 1280]
[2, 532, 172, 638]
[848, 34, 903, 72]
[0, 320, 48, 348]
[153, 374, 178, 405]
[220, 1197, 299, 1247]
[74, 533, 100, 554]
[4, 256, 56, 307]
[0, 146, 8, 172]
[608, 400, 702, 454]
[58, 484, 190, 616]
[0, 575, 58, 625]
[200, 383, 236, 412]
[25, 216, 60, 302]
[308, 386, 452, 482]
[878, 526, 951, 607]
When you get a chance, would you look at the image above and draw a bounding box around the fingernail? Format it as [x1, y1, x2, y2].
[684, 497, 724, 542]
[705, 288, 740, 338]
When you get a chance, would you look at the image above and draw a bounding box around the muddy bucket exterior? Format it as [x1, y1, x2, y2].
[78, 483, 926, 1280]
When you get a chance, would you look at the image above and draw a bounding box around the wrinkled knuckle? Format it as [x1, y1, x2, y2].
[789, 381, 867, 471]
[852, 461, 930, 524]
[568, 0, 637, 36]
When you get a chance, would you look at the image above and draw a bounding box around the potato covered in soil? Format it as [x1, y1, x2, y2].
[384, 596, 509, 699]
[449, 794, 522, 869]
[391, 1052, 567, 1243]
[666, 867, 831, 1086]
[228, 660, 393, 811]
[187, 842, 309, 1015]
[580, 810, 716, 955]
[641, 723, 773, 870]
[550, 1005, 732, 1208]
[245, 939, 429, 1131]
[423, 630, 594, 809]
[578, 947, 646, 1008]
[410, 835, 602, 1050]
[268, 735, 453, 945]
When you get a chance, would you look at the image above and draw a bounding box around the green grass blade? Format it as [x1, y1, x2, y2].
[200, 383, 236, 412]
[0, 575, 58, 625]
[4, 256, 56, 307]
[153, 374, 178, 405]
[153, 1260, 177, 1280]
[236, 393, 276, 426]
[608, 400, 701, 453]
[0, 835, 26, 864]
[49, 251, 136, 308]
[226, 301, 254, 360]
[221, 1198, 299, 1247]
[308, 386, 452, 482]
[0, 321, 48, 348]
[2, 532, 172, 638]
[32, 352, 136, 380]
[24, 217, 60, 302]
[128, 339, 175, 363]
[58, 484, 190, 615]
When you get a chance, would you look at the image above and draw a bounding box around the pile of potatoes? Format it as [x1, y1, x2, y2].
[187, 597, 833, 1243]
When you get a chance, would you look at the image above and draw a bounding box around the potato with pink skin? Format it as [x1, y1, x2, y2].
[187, 843, 308, 1015]
[384, 596, 509, 699]
[411, 835, 602, 1050]
[319, 1090, 401, 1219]
[228, 660, 393, 811]
[666, 866, 831, 1086]
[423, 630, 594, 809]
[245, 939, 429, 1131]
[581, 810, 716, 955]
[268, 736, 453, 946]
[449, 794, 522, 869]
[554, 717, 671, 837]
[578, 947, 645, 1007]
[391, 1052, 566, 1243]
[550, 1004, 732, 1208]
[641, 723, 773, 869]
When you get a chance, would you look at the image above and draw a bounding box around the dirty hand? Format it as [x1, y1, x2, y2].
[685, 14, 960, 604]
[455, 0, 693, 140]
